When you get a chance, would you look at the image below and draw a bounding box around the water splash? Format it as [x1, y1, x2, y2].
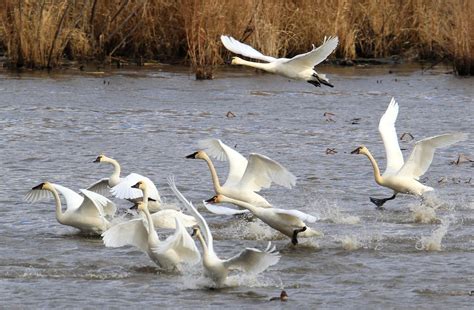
[316, 200, 360, 224]
[409, 204, 439, 224]
[338, 235, 361, 251]
[416, 219, 450, 251]
[218, 219, 283, 241]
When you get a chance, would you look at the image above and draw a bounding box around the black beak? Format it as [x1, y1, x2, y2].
[205, 196, 216, 203]
[148, 198, 156, 202]
[186, 152, 198, 159]
[351, 147, 361, 154]
[129, 204, 138, 210]
[131, 182, 140, 189]
[32, 183, 45, 190]
[93, 156, 101, 162]
[224, 58, 232, 65]
[191, 228, 198, 237]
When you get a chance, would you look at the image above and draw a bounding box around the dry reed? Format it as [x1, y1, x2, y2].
[0, 0, 472, 75]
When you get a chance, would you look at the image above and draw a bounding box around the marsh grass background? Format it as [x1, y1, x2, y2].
[0, 0, 472, 76]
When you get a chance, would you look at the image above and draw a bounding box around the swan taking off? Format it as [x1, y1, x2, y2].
[221, 35, 338, 87]
[351, 97, 468, 208]
[101, 199, 200, 271]
[25, 182, 116, 234]
[205, 195, 322, 245]
[186, 138, 296, 208]
[87, 154, 162, 212]
[168, 177, 280, 287]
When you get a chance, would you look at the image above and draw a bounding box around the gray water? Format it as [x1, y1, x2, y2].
[0, 64, 473, 309]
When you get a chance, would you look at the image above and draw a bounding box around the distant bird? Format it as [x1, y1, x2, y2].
[186, 138, 296, 208]
[87, 154, 162, 212]
[270, 290, 289, 302]
[25, 182, 116, 234]
[168, 177, 280, 287]
[351, 98, 468, 208]
[221, 35, 338, 87]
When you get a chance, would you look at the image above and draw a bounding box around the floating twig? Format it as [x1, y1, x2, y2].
[326, 148, 337, 155]
[351, 118, 361, 125]
[451, 153, 473, 165]
[324, 112, 335, 122]
[400, 132, 414, 142]
[226, 111, 236, 118]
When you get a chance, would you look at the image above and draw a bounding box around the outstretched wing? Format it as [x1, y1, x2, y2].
[150, 209, 197, 229]
[101, 218, 148, 253]
[198, 138, 248, 187]
[151, 218, 201, 265]
[379, 98, 405, 176]
[51, 184, 84, 211]
[203, 200, 250, 215]
[238, 153, 296, 192]
[221, 35, 277, 63]
[287, 36, 338, 68]
[397, 133, 468, 179]
[86, 178, 110, 196]
[223, 242, 280, 274]
[25, 187, 51, 203]
[111, 173, 161, 202]
[79, 189, 116, 218]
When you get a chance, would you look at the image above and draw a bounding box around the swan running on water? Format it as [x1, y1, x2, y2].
[205, 195, 322, 245]
[351, 97, 468, 208]
[186, 139, 296, 208]
[101, 197, 200, 271]
[221, 35, 338, 87]
[25, 182, 116, 234]
[168, 176, 280, 287]
[87, 154, 162, 212]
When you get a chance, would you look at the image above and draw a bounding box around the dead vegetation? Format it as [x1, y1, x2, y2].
[0, 0, 472, 76]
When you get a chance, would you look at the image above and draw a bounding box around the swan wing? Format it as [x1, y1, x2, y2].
[111, 173, 161, 202]
[151, 209, 197, 229]
[287, 36, 338, 68]
[223, 242, 280, 274]
[220, 35, 277, 63]
[79, 189, 116, 218]
[238, 153, 297, 192]
[101, 218, 148, 253]
[379, 98, 405, 176]
[397, 133, 468, 179]
[25, 188, 52, 203]
[86, 178, 110, 196]
[167, 176, 214, 254]
[151, 218, 201, 265]
[198, 138, 248, 187]
[51, 184, 84, 211]
[272, 208, 319, 223]
[203, 200, 251, 215]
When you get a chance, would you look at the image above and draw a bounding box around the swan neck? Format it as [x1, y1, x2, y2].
[196, 232, 209, 257]
[364, 150, 384, 185]
[108, 159, 121, 183]
[51, 188, 66, 223]
[223, 196, 257, 213]
[143, 206, 159, 241]
[203, 155, 222, 192]
[141, 186, 149, 202]
[235, 58, 272, 71]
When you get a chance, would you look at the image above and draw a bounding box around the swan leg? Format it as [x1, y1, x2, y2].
[369, 193, 397, 209]
[291, 226, 307, 245]
[311, 73, 334, 88]
[307, 80, 321, 87]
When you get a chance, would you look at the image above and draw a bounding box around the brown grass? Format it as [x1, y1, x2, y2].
[0, 0, 472, 75]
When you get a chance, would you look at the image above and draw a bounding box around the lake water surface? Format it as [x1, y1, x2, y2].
[0, 64, 473, 309]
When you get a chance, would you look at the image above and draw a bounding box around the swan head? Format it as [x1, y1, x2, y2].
[94, 154, 112, 163]
[32, 182, 54, 191]
[351, 146, 368, 155]
[231, 56, 243, 65]
[205, 195, 223, 204]
[185, 150, 208, 160]
[131, 181, 146, 191]
[190, 225, 201, 237]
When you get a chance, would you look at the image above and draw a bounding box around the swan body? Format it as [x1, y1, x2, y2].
[101, 200, 200, 270]
[187, 139, 296, 208]
[88, 154, 162, 212]
[352, 98, 468, 207]
[25, 182, 116, 234]
[206, 195, 322, 245]
[221, 35, 338, 87]
[168, 177, 280, 287]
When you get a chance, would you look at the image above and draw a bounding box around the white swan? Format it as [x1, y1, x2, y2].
[25, 182, 116, 234]
[130, 180, 197, 229]
[101, 200, 200, 271]
[351, 97, 468, 208]
[186, 139, 296, 208]
[168, 177, 280, 287]
[205, 195, 322, 245]
[221, 35, 338, 87]
[87, 154, 162, 212]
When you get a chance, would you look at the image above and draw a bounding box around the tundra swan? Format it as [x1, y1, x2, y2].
[101, 199, 200, 271]
[131, 181, 197, 229]
[168, 177, 280, 287]
[221, 35, 338, 87]
[186, 139, 296, 208]
[25, 182, 116, 234]
[87, 154, 162, 212]
[351, 97, 468, 208]
[205, 195, 322, 245]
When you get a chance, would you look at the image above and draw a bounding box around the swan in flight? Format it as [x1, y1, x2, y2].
[87, 154, 162, 212]
[221, 35, 338, 87]
[186, 139, 296, 208]
[205, 195, 322, 245]
[25, 182, 116, 234]
[168, 177, 280, 287]
[131, 180, 197, 229]
[101, 199, 200, 271]
[351, 98, 468, 208]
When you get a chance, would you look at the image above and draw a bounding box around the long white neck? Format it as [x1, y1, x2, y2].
[50, 188, 66, 224]
[233, 57, 275, 72]
[141, 185, 149, 202]
[363, 149, 384, 186]
[196, 231, 210, 258]
[201, 154, 222, 193]
[105, 158, 121, 186]
[221, 196, 258, 214]
[142, 205, 159, 243]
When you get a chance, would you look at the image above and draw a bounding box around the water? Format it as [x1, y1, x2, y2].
[0, 64, 473, 308]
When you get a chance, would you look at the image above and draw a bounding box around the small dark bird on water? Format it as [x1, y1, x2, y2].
[270, 290, 288, 302]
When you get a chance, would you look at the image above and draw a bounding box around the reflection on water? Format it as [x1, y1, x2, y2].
[0, 64, 473, 308]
